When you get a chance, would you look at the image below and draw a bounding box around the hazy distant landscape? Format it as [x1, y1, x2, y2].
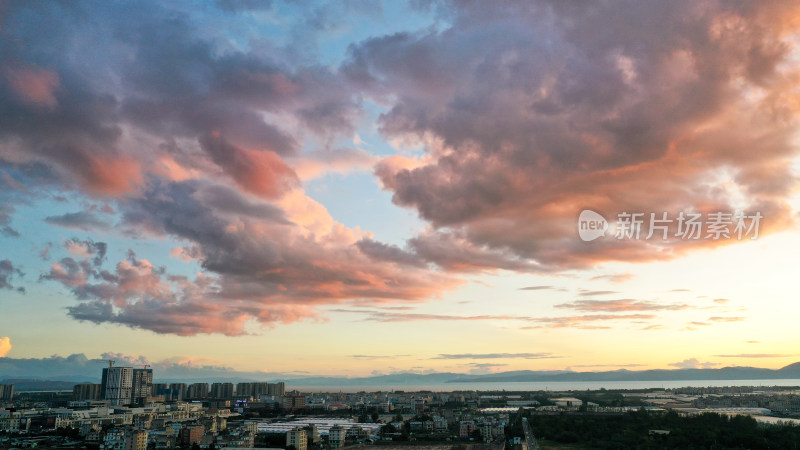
[4, 358, 800, 391]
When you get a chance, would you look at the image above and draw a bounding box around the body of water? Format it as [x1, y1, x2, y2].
[293, 379, 800, 393]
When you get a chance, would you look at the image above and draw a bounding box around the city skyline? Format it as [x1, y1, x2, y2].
[2, 0, 800, 378]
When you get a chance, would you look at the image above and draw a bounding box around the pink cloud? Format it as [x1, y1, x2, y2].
[4, 66, 60, 109]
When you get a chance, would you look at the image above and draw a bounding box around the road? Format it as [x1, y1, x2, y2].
[521, 417, 540, 450]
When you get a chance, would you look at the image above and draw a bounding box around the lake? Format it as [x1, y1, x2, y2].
[292, 379, 800, 393]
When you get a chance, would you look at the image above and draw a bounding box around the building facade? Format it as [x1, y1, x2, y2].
[210, 382, 234, 399]
[328, 424, 346, 449]
[286, 427, 307, 450]
[101, 367, 134, 406]
[131, 368, 153, 406]
[0, 384, 15, 401]
[186, 383, 209, 400]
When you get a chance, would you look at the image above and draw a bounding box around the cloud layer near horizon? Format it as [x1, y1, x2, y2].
[2, 0, 800, 335]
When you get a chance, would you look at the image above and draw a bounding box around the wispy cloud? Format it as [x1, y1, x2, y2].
[578, 290, 619, 297]
[568, 363, 646, 369]
[590, 273, 635, 283]
[708, 316, 747, 322]
[518, 285, 556, 291]
[462, 362, 509, 374]
[555, 299, 691, 313]
[45, 211, 112, 232]
[0, 259, 25, 293]
[669, 358, 719, 369]
[335, 309, 659, 330]
[350, 354, 411, 359]
[434, 353, 558, 360]
[524, 314, 656, 329]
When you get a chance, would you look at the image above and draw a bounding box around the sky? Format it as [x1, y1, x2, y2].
[2, 0, 800, 380]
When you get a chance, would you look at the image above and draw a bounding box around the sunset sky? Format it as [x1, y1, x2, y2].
[2, 0, 800, 378]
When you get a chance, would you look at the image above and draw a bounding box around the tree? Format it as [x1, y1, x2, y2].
[380, 423, 397, 435]
[470, 429, 483, 442]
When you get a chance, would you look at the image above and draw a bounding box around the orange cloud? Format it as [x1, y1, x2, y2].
[81, 155, 143, 196]
[200, 133, 299, 199]
[708, 316, 748, 322]
[0, 337, 11, 357]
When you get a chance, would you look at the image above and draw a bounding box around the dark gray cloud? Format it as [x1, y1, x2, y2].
[356, 239, 428, 268]
[0, 204, 19, 237]
[45, 211, 112, 231]
[0, 259, 25, 293]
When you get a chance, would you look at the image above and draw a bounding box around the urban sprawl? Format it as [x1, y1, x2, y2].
[2, 366, 800, 448]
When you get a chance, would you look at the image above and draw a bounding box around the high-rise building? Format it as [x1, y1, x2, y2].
[236, 382, 253, 398]
[252, 382, 268, 397]
[101, 367, 134, 406]
[151, 383, 168, 401]
[168, 383, 187, 401]
[210, 382, 234, 399]
[131, 368, 153, 406]
[268, 382, 285, 396]
[72, 383, 102, 401]
[241, 382, 279, 398]
[286, 427, 307, 450]
[187, 383, 209, 400]
[0, 384, 14, 401]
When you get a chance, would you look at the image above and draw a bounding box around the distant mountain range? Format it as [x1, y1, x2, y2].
[3, 358, 800, 391]
[282, 362, 800, 386]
